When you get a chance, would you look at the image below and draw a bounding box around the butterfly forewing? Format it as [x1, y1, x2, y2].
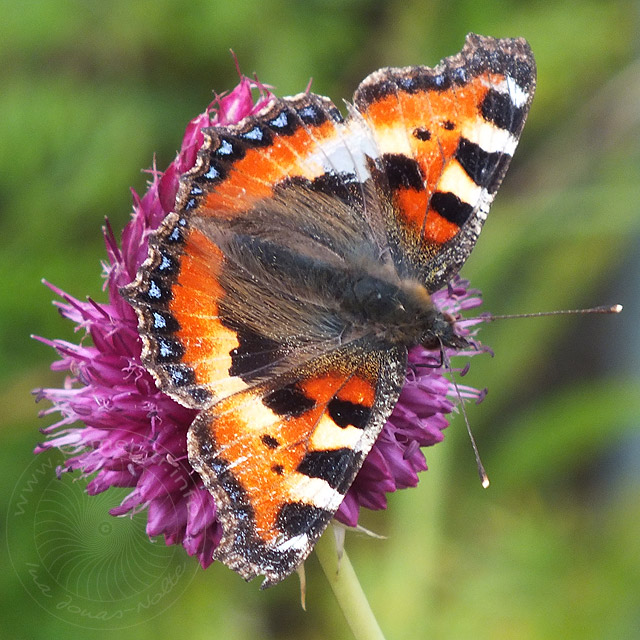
[355, 33, 536, 291]
[187, 345, 405, 587]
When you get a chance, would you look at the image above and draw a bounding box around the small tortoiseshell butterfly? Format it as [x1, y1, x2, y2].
[122, 34, 536, 587]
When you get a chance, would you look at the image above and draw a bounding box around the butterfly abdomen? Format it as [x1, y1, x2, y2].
[217, 227, 451, 349]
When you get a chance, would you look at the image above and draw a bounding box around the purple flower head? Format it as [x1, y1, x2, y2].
[35, 72, 485, 569]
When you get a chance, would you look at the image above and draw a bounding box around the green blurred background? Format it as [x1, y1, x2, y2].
[2, 1, 639, 638]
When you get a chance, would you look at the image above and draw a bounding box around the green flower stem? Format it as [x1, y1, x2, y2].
[315, 525, 386, 640]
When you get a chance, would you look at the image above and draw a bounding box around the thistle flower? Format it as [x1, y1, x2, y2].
[35, 72, 484, 569]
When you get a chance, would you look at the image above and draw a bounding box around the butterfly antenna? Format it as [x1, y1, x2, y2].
[451, 304, 622, 485]
[441, 341, 490, 488]
[479, 304, 622, 322]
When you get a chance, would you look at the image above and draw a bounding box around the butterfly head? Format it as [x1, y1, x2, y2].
[380, 277, 469, 352]
[340, 269, 465, 352]
[420, 310, 470, 352]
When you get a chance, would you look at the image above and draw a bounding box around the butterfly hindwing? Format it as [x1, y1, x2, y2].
[177, 92, 378, 217]
[122, 93, 392, 408]
[187, 345, 406, 587]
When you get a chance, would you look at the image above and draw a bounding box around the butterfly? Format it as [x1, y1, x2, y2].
[122, 33, 536, 587]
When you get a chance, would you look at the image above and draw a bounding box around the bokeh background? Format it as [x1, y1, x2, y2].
[2, 1, 639, 638]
